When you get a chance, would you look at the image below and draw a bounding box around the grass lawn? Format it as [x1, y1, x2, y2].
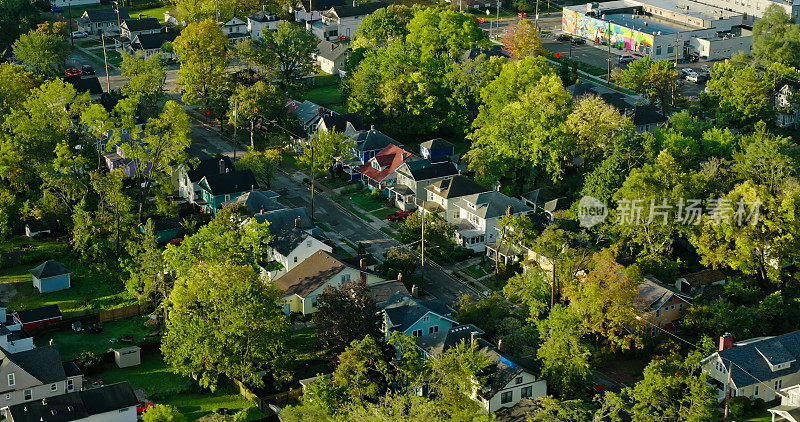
[35, 316, 153, 360]
[105, 49, 122, 66]
[314, 220, 332, 232]
[380, 227, 401, 241]
[133, 5, 171, 19]
[304, 85, 343, 105]
[345, 191, 385, 212]
[371, 207, 399, 220]
[462, 263, 492, 279]
[282, 153, 300, 171]
[97, 353, 265, 421]
[331, 198, 371, 222]
[288, 326, 329, 381]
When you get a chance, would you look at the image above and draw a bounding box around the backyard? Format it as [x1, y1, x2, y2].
[35, 316, 153, 360]
[302, 74, 346, 113]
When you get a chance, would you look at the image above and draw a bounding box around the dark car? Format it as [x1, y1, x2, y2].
[570, 37, 586, 45]
[556, 34, 571, 42]
[387, 210, 413, 222]
[81, 65, 96, 75]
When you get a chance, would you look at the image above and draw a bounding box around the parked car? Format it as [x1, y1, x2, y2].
[678, 68, 695, 78]
[517, 12, 527, 17]
[477, 17, 486, 23]
[136, 402, 154, 416]
[387, 210, 413, 222]
[71, 31, 88, 39]
[618, 55, 635, 64]
[570, 37, 586, 45]
[81, 65, 95, 75]
[556, 34, 571, 42]
[64, 68, 82, 77]
[700, 64, 711, 73]
[686, 73, 705, 83]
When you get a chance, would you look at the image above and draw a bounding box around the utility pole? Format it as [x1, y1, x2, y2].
[674, 35, 680, 67]
[232, 98, 238, 160]
[535, 0, 540, 29]
[420, 204, 425, 283]
[722, 362, 733, 422]
[606, 21, 611, 84]
[68, 0, 74, 46]
[101, 34, 110, 92]
[495, 0, 500, 39]
[310, 136, 315, 220]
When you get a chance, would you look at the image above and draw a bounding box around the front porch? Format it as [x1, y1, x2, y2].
[389, 185, 417, 211]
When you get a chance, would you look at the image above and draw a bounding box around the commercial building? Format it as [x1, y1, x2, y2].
[562, 0, 759, 61]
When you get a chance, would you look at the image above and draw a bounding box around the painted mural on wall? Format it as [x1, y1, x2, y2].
[562, 9, 654, 55]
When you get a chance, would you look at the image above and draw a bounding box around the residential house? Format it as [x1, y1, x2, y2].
[315, 40, 350, 75]
[568, 84, 666, 133]
[4, 382, 137, 422]
[103, 142, 145, 179]
[391, 160, 458, 211]
[485, 213, 549, 266]
[221, 17, 249, 42]
[317, 112, 364, 135]
[24, 221, 55, 238]
[637, 276, 692, 336]
[368, 279, 410, 304]
[292, 0, 346, 22]
[129, 30, 180, 59]
[139, 217, 182, 242]
[675, 269, 726, 295]
[460, 46, 507, 61]
[252, 207, 331, 280]
[629, 105, 667, 133]
[288, 100, 329, 135]
[197, 170, 258, 215]
[119, 18, 161, 43]
[415, 325, 546, 412]
[0, 325, 34, 354]
[0, 346, 83, 407]
[419, 138, 454, 162]
[248, 8, 280, 39]
[175, 156, 233, 204]
[63, 76, 104, 100]
[77, 8, 130, 35]
[453, 191, 533, 252]
[225, 190, 283, 215]
[275, 250, 385, 315]
[12, 305, 63, 332]
[341, 127, 401, 181]
[702, 331, 800, 402]
[424, 175, 489, 222]
[309, 2, 388, 41]
[519, 188, 557, 213]
[51, 0, 98, 8]
[28, 260, 71, 294]
[358, 144, 415, 193]
[769, 383, 800, 421]
[380, 291, 455, 340]
[776, 81, 800, 128]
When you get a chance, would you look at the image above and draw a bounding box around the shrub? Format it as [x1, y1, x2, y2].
[728, 396, 751, 418]
[75, 351, 105, 376]
[753, 398, 767, 411]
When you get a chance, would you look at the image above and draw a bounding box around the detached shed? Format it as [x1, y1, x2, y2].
[28, 260, 71, 293]
[113, 346, 141, 368]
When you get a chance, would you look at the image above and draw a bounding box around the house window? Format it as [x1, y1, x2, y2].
[776, 379, 783, 390]
[656, 45, 662, 55]
[655, 309, 660, 317]
[341, 274, 351, 283]
[516, 377, 523, 385]
[429, 326, 439, 334]
[500, 391, 513, 404]
[755, 385, 759, 396]
[422, 316, 429, 322]
[50, 384, 57, 391]
[521, 386, 533, 398]
[650, 327, 656, 337]
[7, 373, 14, 387]
[294, 256, 298, 263]
[413, 329, 423, 337]
[225, 194, 230, 202]
[678, 303, 683, 312]
[67, 379, 74, 391]
[24, 390, 31, 400]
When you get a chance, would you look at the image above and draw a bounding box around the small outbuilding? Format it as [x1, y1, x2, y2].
[12, 304, 63, 331]
[113, 346, 141, 368]
[28, 260, 71, 293]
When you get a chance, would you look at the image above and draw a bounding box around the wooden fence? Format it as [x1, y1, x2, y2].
[98, 304, 143, 322]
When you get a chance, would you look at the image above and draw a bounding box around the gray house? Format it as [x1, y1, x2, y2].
[390, 160, 458, 211]
[28, 261, 71, 293]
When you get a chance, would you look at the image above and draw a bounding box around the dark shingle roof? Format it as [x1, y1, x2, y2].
[638, 276, 690, 310]
[249, 9, 279, 22]
[3, 346, 67, 384]
[146, 217, 183, 232]
[420, 138, 454, 151]
[63, 76, 103, 96]
[426, 175, 489, 199]
[29, 261, 71, 279]
[316, 40, 349, 62]
[83, 8, 130, 23]
[297, 0, 345, 12]
[62, 361, 83, 377]
[403, 160, 458, 181]
[327, 2, 387, 18]
[460, 46, 508, 62]
[200, 170, 258, 196]
[320, 112, 364, 132]
[369, 279, 408, 304]
[14, 304, 62, 323]
[6, 382, 138, 422]
[132, 30, 179, 50]
[456, 191, 533, 220]
[353, 128, 401, 152]
[520, 188, 557, 207]
[381, 292, 451, 333]
[122, 18, 161, 32]
[228, 190, 284, 215]
[252, 206, 313, 231]
[631, 105, 667, 126]
[416, 324, 484, 357]
[275, 250, 377, 297]
[187, 156, 233, 182]
[712, 330, 800, 388]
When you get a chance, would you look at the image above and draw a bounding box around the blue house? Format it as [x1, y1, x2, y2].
[380, 292, 456, 341]
[198, 170, 258, 215]
[353, 128, 402, 163]
[29, 260, 71, 293]
[419, 138, 454, 162]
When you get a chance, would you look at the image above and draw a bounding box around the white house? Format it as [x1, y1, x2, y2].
[776, 81, 800, 128]
[453, 191, 533, 252]
[77, 8, 130, 35]
[769, 384, 800, 422]
[423, 175, 489, 222]
[381, 292, 456, 341]
[119, 18, 161, 43]
[308, 2, 387, 41]
[292, 0, 345, 22]
[221, 17, 249, 42]
[0, 346, 84, 408]
[128, 31, 179, 59]
[248, 8, 280, 39]
[4, 382, 138, 422]
[314, 40, 350, 75]
[390, 160, 458, 211]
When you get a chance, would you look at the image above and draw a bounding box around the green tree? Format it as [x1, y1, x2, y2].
[382, 246, 416, 278]
[229, 80, 286, 148]
[536, 304, 591, 396]
[564, 94, 633, 163]
[426, 339, 492, 418]
[0, 0, 41, 47]
[174, 20, 228, 107]
[120, 51, 168, 117]
[526, 396, 593, 422]
[752, 4, 800, 67]
[615, 57, 677, 114]
[705, 58, 773, 129]
[453, 293, 523, 343]
[162, 262, 291, 389]
[503, 268, 550, 322]
[91, 170, 134, 257]
[352, 5, 412, 49]
[123, 219, 167, 305]
[332, 335, 392, 403]
[0, 63, 38, 119]
[235, 149, 282, 189]
[406, 8, 486, 59]
[297, 130, 354, 176]
[12, 30, 69, 77]
[397, 211, 457, 256]
[313, 278, 383, 355]
[502, 19, 543, 58]
[142, 404, 186, 422]
[254, 21, 317, 93]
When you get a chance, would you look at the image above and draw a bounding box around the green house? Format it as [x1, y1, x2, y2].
[198, 170, 258, 215]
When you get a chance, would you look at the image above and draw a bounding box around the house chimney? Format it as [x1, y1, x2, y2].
[226, 167, 230, 173]
[218, 158, 226, 174]
[330, 42, 334, 51]
[359, 258, 366, 270]
[397, 272, 403, 281]
[259, 209, 264, 215]
[471, 331, 479, 344]
[49, 339, 54, 346]
[497, 339, 504, 351]
[411, 284, 418, 298]
[251, 185, 254, 191]
[294, 217, 301, 228]
[719, 332, 733, 351]
[370, 125, 375, 131]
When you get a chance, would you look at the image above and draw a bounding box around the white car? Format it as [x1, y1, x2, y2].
[618, 55, 635, 64]
[686, 73, 704, 83]
[71, 31, 88, 39]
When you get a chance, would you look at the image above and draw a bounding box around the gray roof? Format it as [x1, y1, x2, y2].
[456, 191, 533, 220]
[520, 188, 557, 206]
[14, 304, 62, 323]
[186, 156, 233, 182]
[249, 9, 278, 22]
[121, 18, 161, 32]
[131, 30, 179, 51]
[631, 105, 667, 127]
[291, 100, 327, 126]
[416, 324, 484, 357]
[713, 330, 800, 388]
[401, 160, 458, 182]
[2, 346, 67, 384]
[353, 129, 401, 152]
[6, 382, 138, 422]
[327, 1, 387, 18]
[82, 8, 130, 23]
[227, 190, 284, 215]
[368, 279, 408, 304]
[252, 207, 323, 256]
[64, 76, 103, 96]
[316, 40, 349, 62]
[381, 292, 451, 333]
[638, 276, 690, 311]
[319, 112, 365, 132]
[425, 175, 489, 199]
[420, 138, 454, 151]
[29, 260, 70, 279]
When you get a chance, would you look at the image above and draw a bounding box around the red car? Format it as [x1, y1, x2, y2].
[477, 17, 486, 23]
[387, 210, 413, 222]
[136, 402, 154, 415]
[517, 12, 528, 17]
[64, 68, 82, 77]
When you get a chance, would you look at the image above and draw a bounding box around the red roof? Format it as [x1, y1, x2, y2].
[359, 144, 414, 183]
